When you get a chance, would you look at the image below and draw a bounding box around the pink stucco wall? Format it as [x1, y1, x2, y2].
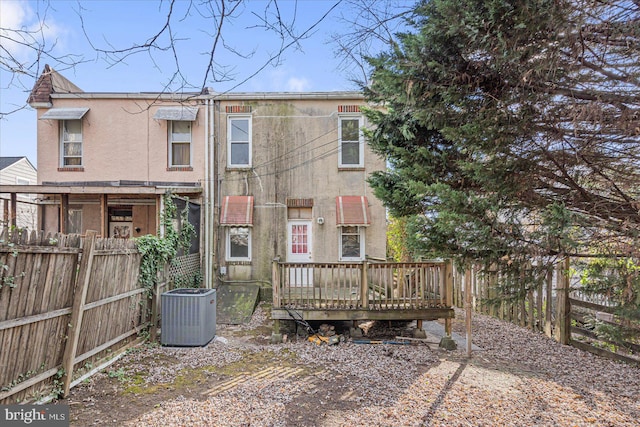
[36, 97, 206, 185]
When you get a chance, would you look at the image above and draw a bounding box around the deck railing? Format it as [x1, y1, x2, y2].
[272, 260, 452, 311]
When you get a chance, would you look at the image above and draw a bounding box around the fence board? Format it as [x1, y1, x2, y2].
[0, 228, 154, 404]
[62, 231, 97, 397]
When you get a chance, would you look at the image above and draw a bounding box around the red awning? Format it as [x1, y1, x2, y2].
[220, 196, 254, 226]
[335, 196, 371, 226]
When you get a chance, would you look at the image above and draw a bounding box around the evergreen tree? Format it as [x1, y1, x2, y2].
[364, 0, 640, 302]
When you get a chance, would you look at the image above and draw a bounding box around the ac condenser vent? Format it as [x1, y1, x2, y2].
[161, 288, 216, 346]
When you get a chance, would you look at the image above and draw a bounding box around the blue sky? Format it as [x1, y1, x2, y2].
[0, 0, 407, 167]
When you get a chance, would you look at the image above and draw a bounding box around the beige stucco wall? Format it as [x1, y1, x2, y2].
[216, 97, 387, 282]
[36, 97, 206, 185]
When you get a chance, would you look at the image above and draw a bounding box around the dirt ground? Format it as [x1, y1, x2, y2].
[62, 306, 640, 427]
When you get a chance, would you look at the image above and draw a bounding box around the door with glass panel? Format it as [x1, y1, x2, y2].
[287, 220, 313, 286]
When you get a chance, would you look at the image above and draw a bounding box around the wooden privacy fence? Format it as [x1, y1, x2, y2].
[451, 259, 639, 365]
[0, 228, 158, 404]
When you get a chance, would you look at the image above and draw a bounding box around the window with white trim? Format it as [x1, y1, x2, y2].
[339, 226, 365, 261]
[61, 120, 83, 167]
[228, 116, 252, 167]
[338, 116, 364, 167]
[169, 121, 192, 167]
[226, 227, 251, 261]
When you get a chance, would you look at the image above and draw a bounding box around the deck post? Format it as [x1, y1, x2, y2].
[439, 260, 457, 350]
[271, 258, 283, 343]
[360, 260, 369, 309]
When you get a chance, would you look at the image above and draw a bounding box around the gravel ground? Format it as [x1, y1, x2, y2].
[67, 304, 640, 427]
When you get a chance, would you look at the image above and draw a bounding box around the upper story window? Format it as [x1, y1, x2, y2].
[169, 121, 192, 167]
[61, 120, 83, 167]
[338, 115, 364, 168]
[228, 116, 252, 168]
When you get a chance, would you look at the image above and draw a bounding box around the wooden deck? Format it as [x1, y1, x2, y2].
[271, 260, 455, 325]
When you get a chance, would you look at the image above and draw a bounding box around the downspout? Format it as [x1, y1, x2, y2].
[209, 98, 216, 288]
[204, 99, 210, 287]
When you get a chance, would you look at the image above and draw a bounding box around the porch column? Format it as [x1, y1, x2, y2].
[100, 194, 108, 237]
[60, 194, 68, 233]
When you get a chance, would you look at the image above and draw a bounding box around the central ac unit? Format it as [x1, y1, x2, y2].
[161, 288, 216, 346]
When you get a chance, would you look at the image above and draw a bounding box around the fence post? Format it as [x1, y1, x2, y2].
[465, 264, 473, 356]
[555, 257, 571, 345]
[545, 267, 553, 337]
[150, 265, 167, 342]
[62, 230, 97, 397]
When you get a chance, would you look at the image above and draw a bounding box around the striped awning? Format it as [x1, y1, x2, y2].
[39, 108, 89, 120]
[153, 106, 198, 121]
[336, 196, 371, 226]
[220, 196, 254, 226]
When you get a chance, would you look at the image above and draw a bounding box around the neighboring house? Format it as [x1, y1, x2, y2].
[0, 156, 38, 230]
[24, 65, 203, 246]
[20, 65, 387, 287]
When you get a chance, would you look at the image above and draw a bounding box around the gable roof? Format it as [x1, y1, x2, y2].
[0, 156, 36, 172]
[27, 64, 83, 106]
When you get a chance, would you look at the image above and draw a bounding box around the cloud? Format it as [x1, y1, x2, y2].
[247, 68, 312, 92]
[286, 76, 310, 92]
[0, 1, 65, 63]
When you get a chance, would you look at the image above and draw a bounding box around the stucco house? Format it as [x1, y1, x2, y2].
[22, 65, 387, 288]
[0, 156, 38, 230]
[214, 94, 387, 285]
[14, 66, 456, 340]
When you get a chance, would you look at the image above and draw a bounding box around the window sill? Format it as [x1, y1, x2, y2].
[338, 167, 365, 171]
[58, 167, 84, 172]
[225, 260, 252, 265]
[226, 166, 252, 171]
[167, 166, 194, 172]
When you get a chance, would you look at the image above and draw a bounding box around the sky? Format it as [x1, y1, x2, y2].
[0, 0, 408, 168]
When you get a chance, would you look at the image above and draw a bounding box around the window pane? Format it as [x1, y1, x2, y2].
[64, 142, 82, 156]
[171, 121, 191, 142]
[231, 143, 249, 165]
[341, 234, 360, 258]
[231, 119, 249, 141]
[230, 228, 249, 258]
[63, 120, 82, 142]
[172, 143, 190, 166]
[68, 210, 82, 234]
[291, 224, 308, 254]
[341, 142, 360, 165]
[341, 119, 359, 141]
[64, 157, 82, 166]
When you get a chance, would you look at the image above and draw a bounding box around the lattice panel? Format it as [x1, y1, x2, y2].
[169, 253, 201, 281]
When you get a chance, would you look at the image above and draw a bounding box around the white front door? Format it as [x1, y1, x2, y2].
[287, 220, 312, 286]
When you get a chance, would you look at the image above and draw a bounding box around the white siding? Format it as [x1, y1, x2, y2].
[0, 158, 38, 230]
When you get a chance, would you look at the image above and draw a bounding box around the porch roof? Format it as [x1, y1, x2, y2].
[0, 184, 202, 195]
